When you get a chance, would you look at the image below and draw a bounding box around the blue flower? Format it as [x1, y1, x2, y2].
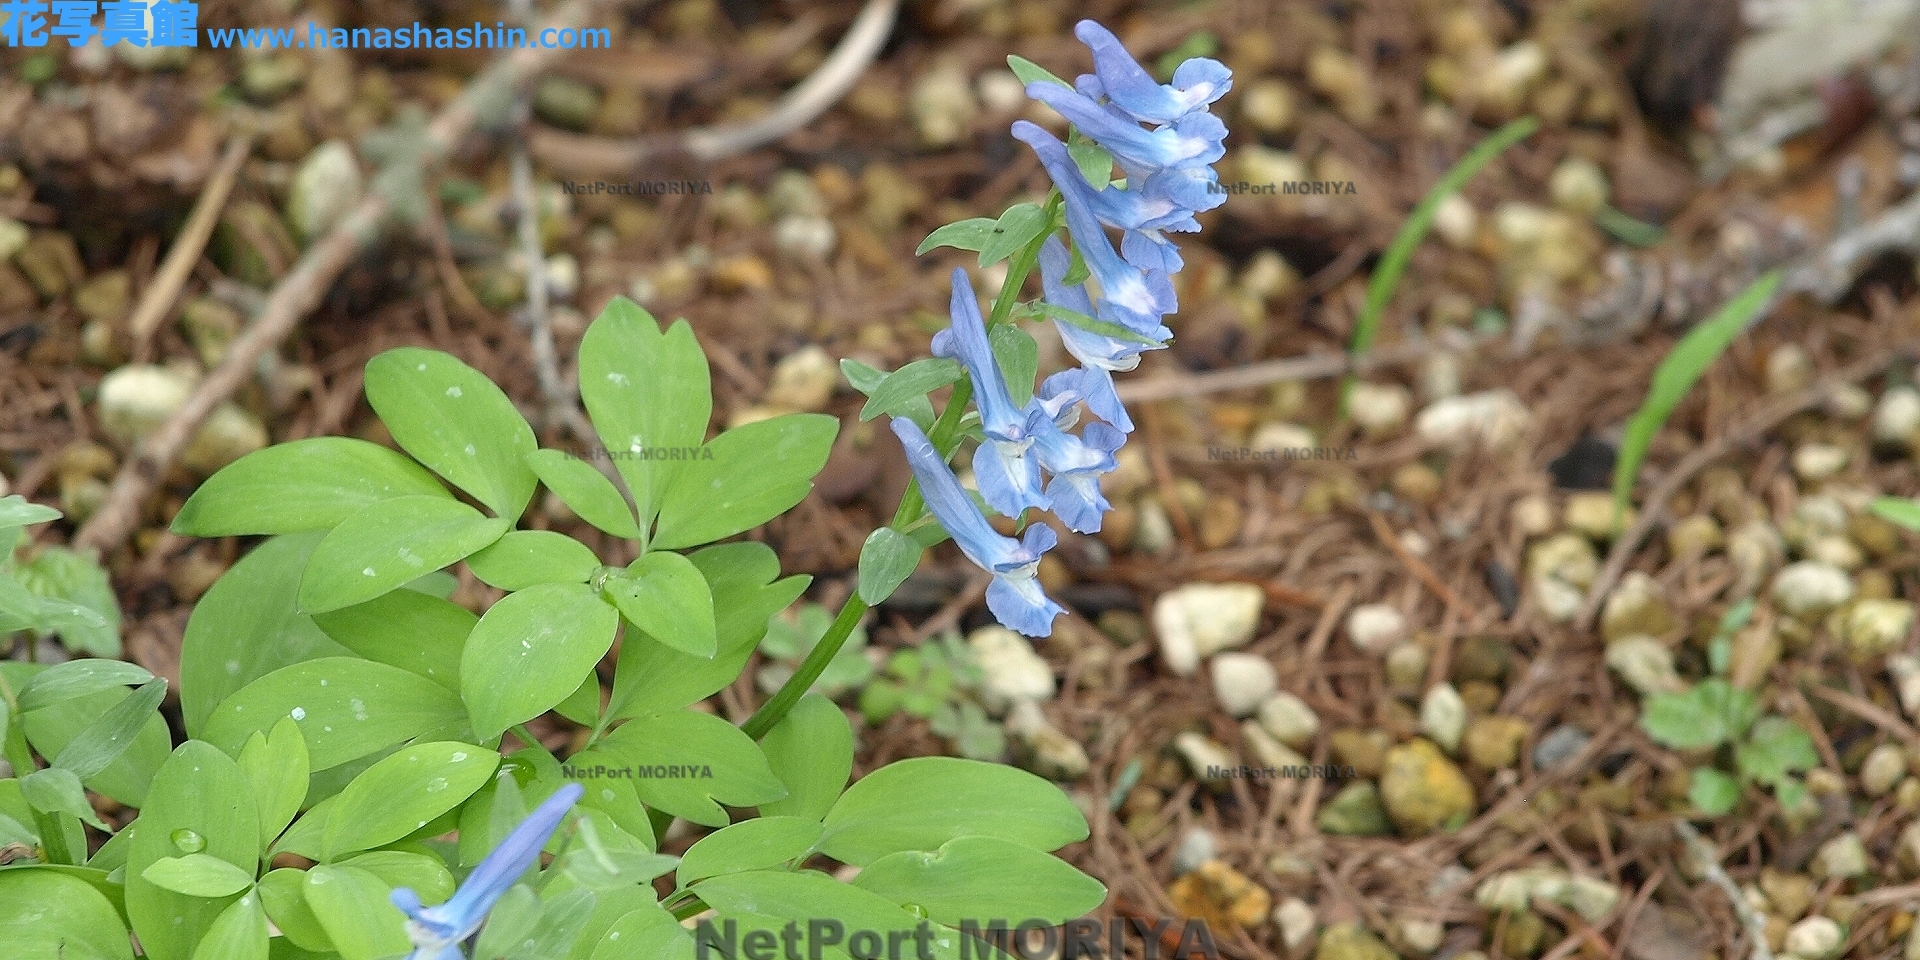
[1025, 84, 1228, 180]
[391, 782, 586, 959]
[1029, 414, 1124, 536]
[890, 417, 1064, 637]
[1037, 237, 1166, 433]
[929, 269, 1050, 516]
[1069, 20, 1232, 125]
[1010, 123, 1178, 334]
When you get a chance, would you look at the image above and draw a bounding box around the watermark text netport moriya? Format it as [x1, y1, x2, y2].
[561, 179, 715, 196]
[1207, 180, 1358, 195]
[564, 446, 714, 462]
[1207, 763, 1357, 779]
[695, 917, 1223, 960]
[1207, 445, 1357, 462]
[561, 762, 713, 779]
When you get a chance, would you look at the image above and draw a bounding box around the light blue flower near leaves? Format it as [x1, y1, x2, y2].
[1070, 20, 1232, 125]
[930, 268, 1051, 516]
[890, 417, 1064, 637]
[1038, 237, 1166, 433]
[391, 782, 585, 960]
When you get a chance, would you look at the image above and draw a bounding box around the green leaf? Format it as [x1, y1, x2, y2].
[202, 658, 470, 772]
[1067, 135, 1114, 187]
[0, 574, 107, 647]
[1593, 204, 1666, 248]
[171, 438, 452, 537]
[1775, 779, 1808, 811]
[839, 358, 887, 396]
[142, 854, 256, 898]
[20, 766, 109, 831]
[1352, 116, 1537, 366]
[17, 659, 153, 712]
[609, 544, 808, 720]
[1640, 680, 1759, 751]
[53, 678, 166, 780]
[578, 300, 713, 542]
[364, 347, 539, 520]
[505, 888, 599, 960]
[336, 849, 455, 905]
[852, 835, 1105, 924]
[236, 718, 309, 847]
[858, 359, 964, 423]
[1688, 767, 1741, 816]
[556, 672, 603, 726]
[297, 495, 510, 614]
[1736, 716, 1820, 784]
[857, 528, 921, 607]
[817, 756, 1089, 866]
[470, 885, 543, 960]
[977, 203, 1050, 269]
[127, 741, 259, 960]
[678, 816, 822, 884]
[916, 218, 999, 257]
[599, 709, 788, 826]
[461, 582, 619, 741]
[988, 324, 1038, 406]
[556, 812, 676, 891]
[0, 494, 60, 529]
[256, 869, 334, 953]
[0, 868, 137, 960]
[322, 741, 497, 860]
[527, 449, 642, 540]
[310, 587, 474, 693]
[1005, 54, 1070, 90]
[18, 682, 170, 809]
[1615, 270, 1783, 513]
[604, 552, 716, 658]
[190, 892, 269, 960]
[653, 413, 839, 550]
[760, 694, 854, 821]
[693, 871, 966, 960]
[593, 905, 696, 960]
[1024, 300, 1165, 345]
[467, 530, 601, 590]
[302, 864, 412, 960]
[180, 532, 349, 737]
[1871, 496, 1920, 533]
[13, 546, 122, 655]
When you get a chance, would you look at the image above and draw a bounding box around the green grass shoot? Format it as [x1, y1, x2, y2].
[1612, 269, 1785, 516]
[1342, 116, 1539, 411]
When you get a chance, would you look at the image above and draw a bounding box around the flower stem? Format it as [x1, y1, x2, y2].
[741, 203, 1059, 742]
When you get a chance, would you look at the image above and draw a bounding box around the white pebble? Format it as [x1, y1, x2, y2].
[1345, 603, 1407, 655]
[1210, 652, 1279, 717]
[1154, 583, 1266, 676]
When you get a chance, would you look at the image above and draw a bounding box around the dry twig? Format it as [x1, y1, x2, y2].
[1673, 819, 1774, 960]
[128, 136, 252, 361]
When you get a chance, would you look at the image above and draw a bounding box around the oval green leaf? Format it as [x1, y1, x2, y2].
[817, 756, 1088, 866]
[189, 891, 268, 960]
[0, 868, 136, 960]
[322, 741, 498, 860]
[851, 835, 1105, 924]
[856, 528, 921, 607]
[236, 718, 309, 845]
[758, 693, 854, 822]
[310, 587, 473, 692]
[604, 551, 716, 658]
[302, 864, 412, 960]
[127, 741, 259, 960]
[202, 659, 470, 772]
[172, 437, 452, 537]
[364, 347, 539, 520]
[527, 448, 642, 539]
[467, 530, 601, 591]
[652, 413, 838, 551]
[599, 709, 787, 827]
[298, 495, 510, 614]
[461, 582, 619, 741]
[676, 816, 821, 884]
[142, 853, 256, 898]
[578, 300, 712, 539]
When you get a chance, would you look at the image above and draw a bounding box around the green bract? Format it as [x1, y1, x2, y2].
[1, 298, 1101, 957]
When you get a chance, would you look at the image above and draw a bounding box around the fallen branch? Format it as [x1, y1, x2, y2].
[1574, 353, 1884, 628]
[74, 0, 619, 556]
[1116, 330, 1493, 404]
[528, 0, 901, 175]
[128, 135, 252, 362]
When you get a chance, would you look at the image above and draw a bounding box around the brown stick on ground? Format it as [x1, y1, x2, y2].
[1573, 353, 1885, 628]
[72, 0, 618, 556]
[128, 136, 253, 362]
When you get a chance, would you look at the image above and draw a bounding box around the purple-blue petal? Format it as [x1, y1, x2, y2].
[1074, 20, 1232, 125]
[971, 438, 1049, 517]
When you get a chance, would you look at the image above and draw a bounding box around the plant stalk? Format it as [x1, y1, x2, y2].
[742, 205, 1057, 742]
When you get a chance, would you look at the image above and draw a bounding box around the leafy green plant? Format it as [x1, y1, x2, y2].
[1613, 269, 1784, 516]
[1640, 601, 1818, 815]
[1871, 496, 1920, 532]
[1343, 116, 1538, 409]
[0, 496, 121, 657]
[859, 633, 1007, 762]
[756, 603, 874, 699]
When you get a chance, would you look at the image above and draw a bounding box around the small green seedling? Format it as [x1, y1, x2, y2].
[859, 633, 1007, 761]
[1640, 600, 1818, 815]
[0, 496, 120, 658]
[755, 602, 874, 699]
